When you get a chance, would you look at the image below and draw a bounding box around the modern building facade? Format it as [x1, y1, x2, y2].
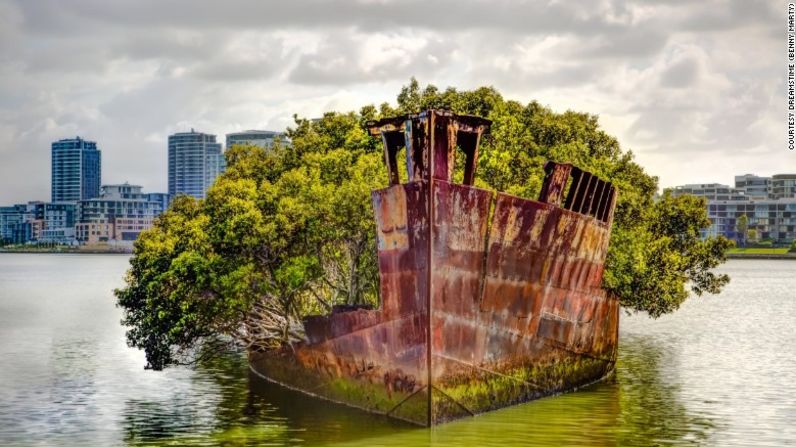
[734, 174, 770, 199]
[76, 183, 165, 245]
[671, 183, 748, 201]
[0, 205, 26, 244]
[51, 137, 101, 202]
[2, 186, 165, 247]
[21, 202, 45, 243]
[41, 202, 77, 244]
[168, 130, 224, 199]
[226, 130, 286, 150]
[0, 202, 46, 245]
[145, 193, 171, 213]
[672, 173, 796, 245]
[770, 174, 796, 199]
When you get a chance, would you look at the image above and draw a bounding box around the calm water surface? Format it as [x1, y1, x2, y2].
[0, 254, 794, 446]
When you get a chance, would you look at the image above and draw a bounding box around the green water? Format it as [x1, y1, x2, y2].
[0, 254, 794, 446]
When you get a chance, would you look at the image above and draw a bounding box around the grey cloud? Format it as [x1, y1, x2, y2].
[659, 57, 699, 88]
[14, 0, 620, 37]
[189, 39, 287, 82]
[677, 0, 778, 32]
[0, 0, 785, 202]
[570, 29, 670, 60]
[289, 34, 456, 86]
[11, 0, 780, 43]
[113, 32, 227, 62]
[627, 71, 772, 154]
[470, 60, 607, 92]
[99, 78, 203, 130]
[22, 43, 111, 74]
[193, 60, 280, 82]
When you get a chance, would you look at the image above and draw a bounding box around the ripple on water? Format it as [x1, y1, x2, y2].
[0, 255, 794, 446]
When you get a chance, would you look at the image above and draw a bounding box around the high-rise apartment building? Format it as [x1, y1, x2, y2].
[168, 130, 224, 199]
[51, 137, 101, 202]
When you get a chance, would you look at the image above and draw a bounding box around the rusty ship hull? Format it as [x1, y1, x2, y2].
[250, 110, 619, 426]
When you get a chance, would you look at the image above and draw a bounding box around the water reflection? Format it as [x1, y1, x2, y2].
[308, 333, 716, 447]
[0, 255, 794, 446]
[614, 335, 716, 446]
[121, 351, 411, 446]
[117, 332, 717, 447]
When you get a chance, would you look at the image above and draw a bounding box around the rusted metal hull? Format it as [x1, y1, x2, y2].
[250, 110, 619, 426]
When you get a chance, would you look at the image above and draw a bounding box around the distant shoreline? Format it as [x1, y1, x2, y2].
[726, 247, 796, 260]
[726, 253, 796, 260]
[0, 248, 131, 255]
[2, 248, 795, 259]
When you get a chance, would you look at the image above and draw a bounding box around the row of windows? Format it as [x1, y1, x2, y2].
[712, 224, 796, 232]
[709, 204, 796, 211]
[709, 212, 796, 219]
[81, 202, 158, 209]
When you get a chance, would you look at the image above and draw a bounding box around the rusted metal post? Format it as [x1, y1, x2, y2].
[539, 162, 573, 206]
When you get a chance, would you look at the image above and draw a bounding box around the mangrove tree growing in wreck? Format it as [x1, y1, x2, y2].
[116, 80, 731, 370]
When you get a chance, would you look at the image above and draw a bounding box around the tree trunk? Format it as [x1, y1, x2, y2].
[347, 239, 363, 305]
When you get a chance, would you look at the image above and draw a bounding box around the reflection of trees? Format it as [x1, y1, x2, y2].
[615, 334, 717, 446]
[244, 368, 414, 445]
[121, 335, 717, 446]
[121, 348, 250, 446]
[121, 347, 413, 446]
[201, 350, 413, 445]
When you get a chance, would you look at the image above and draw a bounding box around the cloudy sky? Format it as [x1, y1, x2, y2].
[0, 0, 785, 203]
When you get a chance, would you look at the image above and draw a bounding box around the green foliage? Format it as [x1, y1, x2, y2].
[117, 79, 731, 368]
[735, 214, 748, 247]
[117, 115, 386, 370]
[757, 238, 774, 247]
[603, 192, 731, 317]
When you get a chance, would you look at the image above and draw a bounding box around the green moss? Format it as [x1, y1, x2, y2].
[251, 350, 613, 425]
[433, 354, 612, 421]
[250, 353, 429, 425]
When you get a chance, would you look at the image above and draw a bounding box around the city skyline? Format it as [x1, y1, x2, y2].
[0, 1, 784, 204]
[2, 126, 243, 247]
[1, 127, 281, 204]
[5, 122, 791, 205]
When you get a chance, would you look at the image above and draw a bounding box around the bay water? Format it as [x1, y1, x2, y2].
[0, 254, 793, 446]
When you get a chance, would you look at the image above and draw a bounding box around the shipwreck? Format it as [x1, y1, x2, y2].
[249, 109, 620, 426]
